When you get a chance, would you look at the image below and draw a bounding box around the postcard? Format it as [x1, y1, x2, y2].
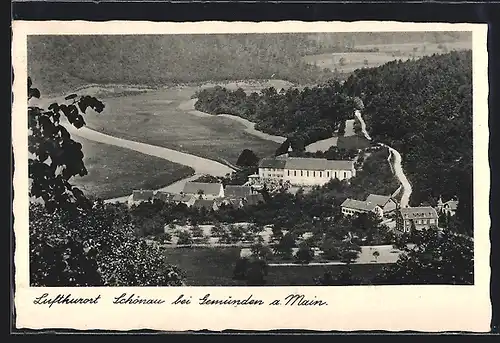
[12, 20, 490, 332]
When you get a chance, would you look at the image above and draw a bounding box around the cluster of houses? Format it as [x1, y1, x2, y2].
[340, 194, 458, 234]
[129, 181, 264, 210]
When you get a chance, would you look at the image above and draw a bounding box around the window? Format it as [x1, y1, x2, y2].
[327, 172, 330, 178]
[294, 171, 297, 177]
[301, 171, 303, 177]
[307, 171, 309, 177]
[334, 172, 337, 178]
[288, 170, 290, 176]
[320, 172, 322, 177]
[313, 171, 316, 177]
[344, 172, 347, 178]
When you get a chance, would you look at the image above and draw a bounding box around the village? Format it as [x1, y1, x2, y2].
[122, 140, 459, 266]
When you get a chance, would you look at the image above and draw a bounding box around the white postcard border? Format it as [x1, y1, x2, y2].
[12, 21, 491, 332]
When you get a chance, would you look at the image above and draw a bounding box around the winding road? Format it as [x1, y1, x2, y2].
[353, 109, 412, 208]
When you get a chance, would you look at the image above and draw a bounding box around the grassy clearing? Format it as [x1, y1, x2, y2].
[72, 136, 195, 199]
[163, 247, 245, 286]
[163, 247, 387, 286]
[83, 86, 280, 165]
[303, 41, 471, 74]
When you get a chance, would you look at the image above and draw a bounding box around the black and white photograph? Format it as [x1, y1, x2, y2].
[25, 29, 476, 287]
[12, 20, 491, 332]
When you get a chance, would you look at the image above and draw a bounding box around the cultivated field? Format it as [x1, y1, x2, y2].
[72, 135, 195, 199]
[303, 41, 472, 74]
[82, 83, 281, 166]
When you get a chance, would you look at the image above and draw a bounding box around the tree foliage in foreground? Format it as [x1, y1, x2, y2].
[374, 227, 474, 285]
[28, 78, 184, 286]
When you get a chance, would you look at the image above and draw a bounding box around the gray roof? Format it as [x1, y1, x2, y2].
[285, 157, 328, 170]
[193, 199, 217, 210]
[258, 157, 287, 169]
[341, 198, 379, 212]
[366, 194, 393, 206]
[325, 159, 355, 171]
[224, 185, 253, 199]
[172, 194, 195, 202]
[154, 191, 175, 202]
[132, 190, 154, 201]
[182, 182, 223, 196]
[400, 207, 438, 219]
[285, 157, 354, 171]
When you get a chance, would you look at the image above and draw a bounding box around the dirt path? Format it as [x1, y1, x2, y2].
[381, 144, 413, 208]
[354, 109, 412, 208]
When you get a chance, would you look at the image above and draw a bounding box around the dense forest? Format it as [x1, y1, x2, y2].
[343, 50, 473, 235]
[194, 50, 473, 236]
[28, 34, 330, 95]
[194, 81, 357, 149]
[27, 32, 470, 95]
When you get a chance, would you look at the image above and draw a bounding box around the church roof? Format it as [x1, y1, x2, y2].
[258, 157, 287, 169]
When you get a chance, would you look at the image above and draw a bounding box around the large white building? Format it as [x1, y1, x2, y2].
[257, 156, 356, 187]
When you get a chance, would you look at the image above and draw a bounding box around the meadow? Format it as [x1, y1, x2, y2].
[163, 247, 388, 286]
[72, 135, 195, 199]
[302, 41, 472, 74]
[82, 84, 281, 166]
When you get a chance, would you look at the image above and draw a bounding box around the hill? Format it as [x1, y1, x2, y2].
[343, 50, 473, 235]
[28, 32, 471, 96]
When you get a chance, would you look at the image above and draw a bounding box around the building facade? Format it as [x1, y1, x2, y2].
[396, 207, 439, 233]
[258, 157, 355, 187]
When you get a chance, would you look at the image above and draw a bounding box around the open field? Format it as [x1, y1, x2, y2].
[302, 41, 472, 74]
[163, 247, 389, 286]
[82, 84, 281, 166]
[72, 135, 195, 199]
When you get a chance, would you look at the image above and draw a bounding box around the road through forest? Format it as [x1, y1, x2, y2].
[354, 109, 412, 208]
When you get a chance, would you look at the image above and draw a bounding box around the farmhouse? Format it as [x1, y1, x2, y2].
[153, 191, 175, 203]
[217, 198, 244, 209]
[341, 198, 383, 218]
[224, 185, 255, 199]
[182, 182, 224, 199]
[130, 190, 155, 204]
[171, 194, 197, 207]
[395, 207, 439, 233]
[365, 194, 397, 214]
[258, 157, 355, 187]
[192, 199, 219, 211]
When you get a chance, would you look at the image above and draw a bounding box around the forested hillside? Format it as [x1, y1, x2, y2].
[27, 32, 470, 96]
[28, 34, 332, 95]
[194, 50, 473, 235]
[343, 50, 473, 235]
[194, 82, 356, 150]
